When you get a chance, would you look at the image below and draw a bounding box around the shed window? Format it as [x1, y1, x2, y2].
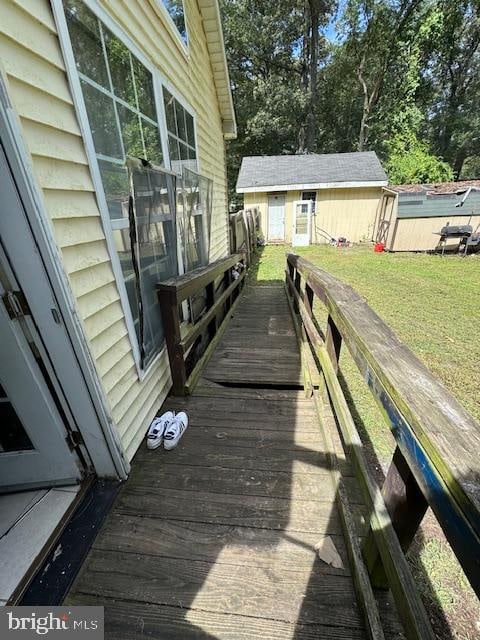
[161, 0, 187, 46]
[163, 90, 197, 175]
[301, 191, 317, 213]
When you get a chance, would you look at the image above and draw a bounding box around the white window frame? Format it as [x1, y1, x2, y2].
[301, 190, 317, 213]
[153, 0, 190, 57]
[52, 0, 199, 379]
[163, 88, 199, 176]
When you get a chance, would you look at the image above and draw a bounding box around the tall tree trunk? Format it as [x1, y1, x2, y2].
[453, 146, 467, 180]
[357, 53, 369, 151]
[305, 0, 319, 151]
[298, 1, 311, 153]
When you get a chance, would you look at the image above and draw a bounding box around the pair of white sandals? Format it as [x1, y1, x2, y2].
[147, 411, 188, 450]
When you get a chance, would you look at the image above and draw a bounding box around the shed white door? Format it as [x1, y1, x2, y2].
[292, 201, 312, 246]
[268, 194, 285, 241]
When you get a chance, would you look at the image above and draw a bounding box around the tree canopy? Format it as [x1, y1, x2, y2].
[221, 0, 480, 198]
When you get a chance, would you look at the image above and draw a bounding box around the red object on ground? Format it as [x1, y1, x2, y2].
[374, 242, 385, 252]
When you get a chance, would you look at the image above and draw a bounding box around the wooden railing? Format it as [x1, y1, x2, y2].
[157, 252, 246, 395]
[229, 208, 260, 263]
[285, 253, 480, 640]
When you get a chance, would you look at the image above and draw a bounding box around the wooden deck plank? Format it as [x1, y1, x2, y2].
[93, 514, 351, 574]
[71, 550, 363, 628]
[65, 595, 367, 639]
[114, 486, 367, 535]
[133, 441, 354, 476]
[126, 461, 364, 503]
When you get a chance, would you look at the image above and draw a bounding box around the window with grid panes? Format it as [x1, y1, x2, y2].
[64, 0, 177, 368]
[163, 89, 197, 175]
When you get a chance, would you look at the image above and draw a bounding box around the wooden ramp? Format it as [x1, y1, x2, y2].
[65, 282, 390, 639]
[203, 284, 303, 386]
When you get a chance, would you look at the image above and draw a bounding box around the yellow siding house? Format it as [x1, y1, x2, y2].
[237, 152, 388, 245]
[0, 0, 236, 494]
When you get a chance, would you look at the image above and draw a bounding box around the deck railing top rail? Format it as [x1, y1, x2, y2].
[285, 252, 479, 630]
[158, 253, 244, 303]
[287, 253, 480, 525]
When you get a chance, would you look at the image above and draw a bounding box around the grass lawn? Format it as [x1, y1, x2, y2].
[252, 244, 480, 639]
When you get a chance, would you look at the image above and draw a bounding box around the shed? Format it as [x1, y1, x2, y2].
[375, 181, 480, 252]
[236, 152, 388, 245]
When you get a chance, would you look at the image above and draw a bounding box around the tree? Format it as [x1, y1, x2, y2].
[425, 1, 480, 178]
[385, 133, 454, 183]
[341, 0, 424, 150]
[221, 0, 479, 196]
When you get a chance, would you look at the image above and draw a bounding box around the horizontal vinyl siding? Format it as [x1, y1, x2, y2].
[1, 0, 229, 460]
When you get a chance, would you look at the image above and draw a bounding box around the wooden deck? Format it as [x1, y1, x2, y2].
[65, 282, 388, 639]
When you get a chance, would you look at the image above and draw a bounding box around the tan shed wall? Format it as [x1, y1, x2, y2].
[390, 215, 480, 252]
[0, 0, 229, 461]
[244, 187, 382, 244]
[244, 192, 268, 239]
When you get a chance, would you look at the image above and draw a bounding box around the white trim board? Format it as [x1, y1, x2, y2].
[237, 180, 389, 194]
[197, 0, 237, 139]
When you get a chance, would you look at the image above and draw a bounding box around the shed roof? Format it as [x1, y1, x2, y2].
[236, 152, 388, 193]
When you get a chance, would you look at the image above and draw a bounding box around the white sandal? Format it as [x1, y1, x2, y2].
[163, 412, 188, 450]
[147, 411, 174, 449]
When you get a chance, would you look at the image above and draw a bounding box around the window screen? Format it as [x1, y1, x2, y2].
[163, 89, 197, 175]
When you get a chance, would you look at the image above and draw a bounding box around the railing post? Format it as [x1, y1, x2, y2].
[293, 270, 301, 313]
[157, 289, 187, 395]
[363, 446, 428, 587]
[304, 283, 314, 317]
[205, 280, 218, 338]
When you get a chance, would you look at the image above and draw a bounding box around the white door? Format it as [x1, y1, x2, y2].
[0, 146, 82, 492]
[292, 200, 312, 246]
[268, 194, 285, 241]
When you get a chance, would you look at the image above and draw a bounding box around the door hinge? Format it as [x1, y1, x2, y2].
[2, 290, 31, 320]
[66, 430, 85, 451]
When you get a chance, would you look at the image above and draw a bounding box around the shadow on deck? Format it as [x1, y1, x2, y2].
[65, 267, 399, 639]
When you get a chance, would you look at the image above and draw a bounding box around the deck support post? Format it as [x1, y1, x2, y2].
[158, 290, 187, 395]
[206, 281, 218, 338]
[363, 446, 428, 587]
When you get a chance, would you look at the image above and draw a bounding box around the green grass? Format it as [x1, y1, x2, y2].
[252, 243, 480, 637]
